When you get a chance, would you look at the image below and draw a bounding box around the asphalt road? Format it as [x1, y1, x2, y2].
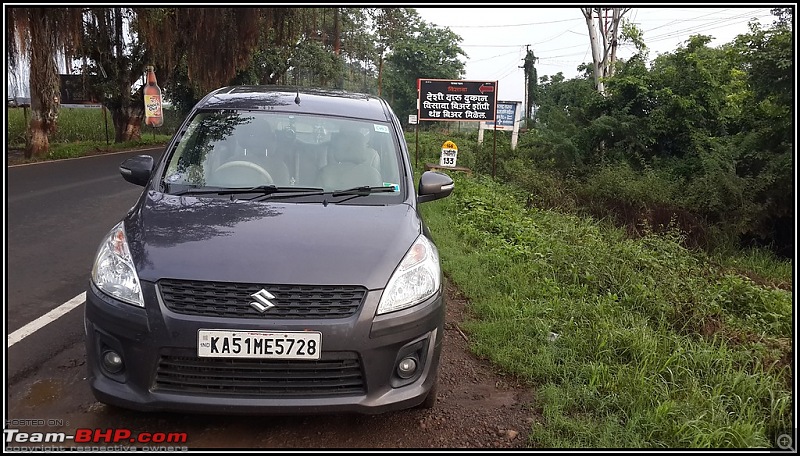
[6, 149, 162, 383]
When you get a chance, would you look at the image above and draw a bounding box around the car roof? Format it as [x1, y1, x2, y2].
[196, 86, 392, 122]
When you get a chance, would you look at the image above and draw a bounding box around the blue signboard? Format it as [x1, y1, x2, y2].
[485, 101, 517, 129]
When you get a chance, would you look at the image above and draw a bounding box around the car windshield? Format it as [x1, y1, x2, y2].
[162, 110, 404, 198]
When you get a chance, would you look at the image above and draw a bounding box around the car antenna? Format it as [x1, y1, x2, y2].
[294, 70, 300, 105]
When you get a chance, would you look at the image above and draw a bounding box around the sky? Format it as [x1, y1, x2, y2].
[415, 5, 779, 103]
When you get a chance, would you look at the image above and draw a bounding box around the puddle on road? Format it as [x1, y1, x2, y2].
[25, 379, 62, 406]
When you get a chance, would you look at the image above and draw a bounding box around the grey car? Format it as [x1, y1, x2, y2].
[85, 86, 454, 414]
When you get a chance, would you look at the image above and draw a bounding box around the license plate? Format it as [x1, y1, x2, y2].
[198, 330, 322, 359]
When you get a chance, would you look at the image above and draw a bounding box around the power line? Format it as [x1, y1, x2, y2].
[457, 9, 772, 51]
[464, 14, 771, 59]
[643, 9, 769, 40]
[455, 7, 775, 81]
[487, 46, 525, 80]
[488, 57, 522, 80]
[636, 8, 731, 33]
[471, 49, 523, 63]
[539, 51, 591, 59]
[461, 44, 530, 48]
[532, 28, 578, 44]
[497, 65, 521, 82]
[430, 18, 579, 28]
[646, 21, 770, 46]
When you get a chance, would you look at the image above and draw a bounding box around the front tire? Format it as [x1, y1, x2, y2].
[416, 377, 438, 409]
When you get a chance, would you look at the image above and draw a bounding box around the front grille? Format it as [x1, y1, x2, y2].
[153, 353, 365, 397]
[158, 279, 366, 319]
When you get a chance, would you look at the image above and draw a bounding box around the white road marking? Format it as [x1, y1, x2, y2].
[6, 147, 163, 168]
[7, 292, 86, 348]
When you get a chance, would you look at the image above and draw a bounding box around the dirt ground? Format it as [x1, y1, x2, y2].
[277, 279, 541, 449]
[7, 147, 26, 165]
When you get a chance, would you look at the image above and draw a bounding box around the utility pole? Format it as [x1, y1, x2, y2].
[521, 46, 537, 125]
[519, 44, 529, 120]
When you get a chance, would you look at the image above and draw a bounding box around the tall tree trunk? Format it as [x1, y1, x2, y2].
[333, 8, 341, 56]
[108, 84, 146, 142]
[26, 10, 60, 159]
[608, 8, 625, 79]
[582, 8, 604, 95]
[582, 7, 628, 95]
[112, 104, 145, 142]
[377, 52, 384, 96]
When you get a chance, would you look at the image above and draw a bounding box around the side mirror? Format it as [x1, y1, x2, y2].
[119, 155, 154, 187]
[417, 171, 454, 204]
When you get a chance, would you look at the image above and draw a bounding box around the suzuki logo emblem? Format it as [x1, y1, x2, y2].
[250, 289, 276, 312]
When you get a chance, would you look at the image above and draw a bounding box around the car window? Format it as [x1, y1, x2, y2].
[163, 111, 404, 196]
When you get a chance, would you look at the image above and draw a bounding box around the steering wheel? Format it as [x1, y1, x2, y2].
[213, 160, 274, 185]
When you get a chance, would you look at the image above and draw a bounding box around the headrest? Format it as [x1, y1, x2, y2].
[237, 123, 275, 154]
[330, 129, 373, 164]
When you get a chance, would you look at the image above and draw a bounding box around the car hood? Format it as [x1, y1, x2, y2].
[125, 192, 422, 290]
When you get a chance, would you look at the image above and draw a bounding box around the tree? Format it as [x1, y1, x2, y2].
[620, 18, 647, 58]
[382, 18, 466, 120]
[230, 8, 366, 92]
[727, 14, 794, 252]
[136, 8, 262, 95]
[7, 8, 83, 158]
[76, 8, 150, 142]
[533, 13, 794, 255]
[139, 8, 345, 113]
[370, 8, 417, 96]
[338, 8, 379, 94]
[581, 7, 630, 95]
[648, 35, 733, 160]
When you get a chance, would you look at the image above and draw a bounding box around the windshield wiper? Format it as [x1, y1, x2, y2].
[221, 185, 324, 196]
[327, 186, 400, 204]
[167, 183, 398, 203]
[331, 186, 399, 197]
[169, 184, 323, 197]
[243, 186, 327, 201]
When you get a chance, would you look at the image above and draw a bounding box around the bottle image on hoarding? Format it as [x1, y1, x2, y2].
[144, 65, 163, 127]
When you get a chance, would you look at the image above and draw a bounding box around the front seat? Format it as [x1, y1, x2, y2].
[317, 129, 382, 190]
[211, 127, 292, 187]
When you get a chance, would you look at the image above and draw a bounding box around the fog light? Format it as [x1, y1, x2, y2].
[102, 350, 124, 374]
[397, 357, 418, 379]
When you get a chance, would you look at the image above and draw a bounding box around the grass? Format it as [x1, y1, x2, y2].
[44, 136, 174, 161]
[6, 106, 182, 162]
[418, 172, 793, 448]
[709, 248, 793, 291]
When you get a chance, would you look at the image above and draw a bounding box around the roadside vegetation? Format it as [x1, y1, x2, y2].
[6, 107, 180, 163]
[417, 169, 792, 448]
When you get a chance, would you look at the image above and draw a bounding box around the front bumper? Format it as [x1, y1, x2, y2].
[84, 281, 444, 415]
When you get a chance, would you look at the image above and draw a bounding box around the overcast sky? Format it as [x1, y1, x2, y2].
[415, 6, 778, 103]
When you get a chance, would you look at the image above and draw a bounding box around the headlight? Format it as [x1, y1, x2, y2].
[377, 235, 441, 315]
[91, 221, 144, 307]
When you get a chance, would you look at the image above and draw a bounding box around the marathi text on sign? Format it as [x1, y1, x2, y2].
[418, 79, 497, 122]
